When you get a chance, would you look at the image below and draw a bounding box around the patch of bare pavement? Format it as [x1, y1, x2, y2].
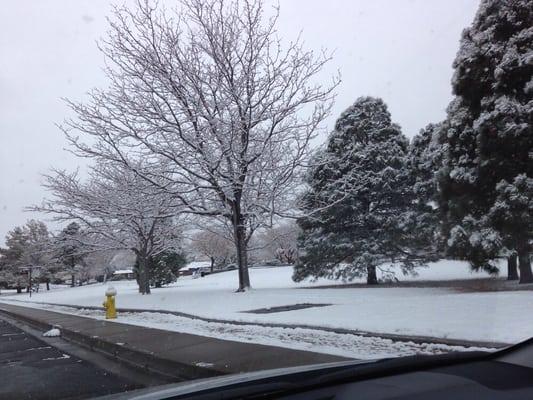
[242, 303, 332, 314]
[0, 316, 144, 400]
[304, 277, 533, 292]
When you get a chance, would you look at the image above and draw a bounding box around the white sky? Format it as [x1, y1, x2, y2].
[0, 0, 479, 244]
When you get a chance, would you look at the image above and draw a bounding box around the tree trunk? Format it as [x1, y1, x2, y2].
[46, 280, 50, 291]
[16, 287, 22, 294]
[137, 255, 151, 294]
[71, 274, 75, 287]
[518, 249, 533, 284]
[210, 256, 215, 273]
[507, 254, 519, 281]
[145, 278, 151, 293]
[233, 211, 250, 292]
[145, 258, 151, 294]
[135, 268, 141, 292]
[137, 256, 145, 294]
[367, 265, 378, 285]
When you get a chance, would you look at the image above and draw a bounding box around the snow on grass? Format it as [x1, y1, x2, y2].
[2, 261, 532, 345]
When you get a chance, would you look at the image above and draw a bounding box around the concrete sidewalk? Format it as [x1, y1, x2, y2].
[0, 302, 348, 381]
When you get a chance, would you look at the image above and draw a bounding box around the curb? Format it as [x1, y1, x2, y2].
[1, 299, 509, 350]
[0, 305, 226, 382]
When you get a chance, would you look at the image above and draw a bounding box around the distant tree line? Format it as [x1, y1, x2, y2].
[0, 219, 186, 293]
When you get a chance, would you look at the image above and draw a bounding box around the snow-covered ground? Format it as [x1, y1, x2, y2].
[2, 261, 532, 353]
[9, 302, 494, 359]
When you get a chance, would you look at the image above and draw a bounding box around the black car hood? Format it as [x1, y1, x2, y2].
[93, 359, 373, 400]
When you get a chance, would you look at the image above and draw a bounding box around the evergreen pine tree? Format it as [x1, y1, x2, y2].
[0, 221, 54, 292]
[438, 0, 533, 282]
[409, 123, 445, 256]
[21, 220, 54, 291]
[55, 222, 87, 287]
[0, 226, 29, 293]
[295, 97, 431, 284]
[487, 175, 533, 282]
[145, 251, 187, 288]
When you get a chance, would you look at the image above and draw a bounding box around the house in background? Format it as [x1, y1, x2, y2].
[179, 261, 210, 277]
[111, 269, 135, 280]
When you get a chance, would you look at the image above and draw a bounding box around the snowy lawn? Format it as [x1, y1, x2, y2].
[1, 261, 532, 346]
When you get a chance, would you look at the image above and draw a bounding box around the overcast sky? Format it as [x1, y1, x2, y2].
[0, 0, 480, 244]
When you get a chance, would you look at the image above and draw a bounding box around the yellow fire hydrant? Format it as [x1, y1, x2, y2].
[103, 286, 117, 319]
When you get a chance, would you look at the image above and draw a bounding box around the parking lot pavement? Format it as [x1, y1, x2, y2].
[0, 317, 142, 400]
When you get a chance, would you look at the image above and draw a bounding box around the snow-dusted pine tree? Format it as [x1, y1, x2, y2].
[487, 175, 533, 282]
[135, 250, 186, 289]
[438, 0, 533, 282]
[54, 222, 87, 287]
[0, 221, 55, 292]
[408, 123, 444, 256]
[0, 226, 28, 293]
[20, 220, 56, 291]
[295, 97, 432, 285]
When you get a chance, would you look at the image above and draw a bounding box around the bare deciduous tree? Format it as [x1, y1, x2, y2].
[83, 249, 118, 282]
[256, 221, 300, 264]
[33, 162, 184, 294]
[60, 0, 337, 291]
[190, 228, 235, 272]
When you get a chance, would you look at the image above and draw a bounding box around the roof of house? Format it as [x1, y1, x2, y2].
[113, 269, 134, 275]
[179, 261, 210, 271]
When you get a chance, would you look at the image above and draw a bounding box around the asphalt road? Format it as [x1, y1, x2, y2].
[0, 317, 143, 400]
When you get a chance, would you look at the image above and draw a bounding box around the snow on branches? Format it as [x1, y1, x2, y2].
[57, 0, 338, 290]
[32, 162, 185, 294]
[295, 97, 437, 284]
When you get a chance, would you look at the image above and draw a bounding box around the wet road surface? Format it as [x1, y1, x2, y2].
[0, 317, 142, 400]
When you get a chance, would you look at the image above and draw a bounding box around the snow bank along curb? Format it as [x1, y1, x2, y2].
[43, 327, 61, 337]
[2, 299, 510, 350]
[0, 305, 224, 381]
